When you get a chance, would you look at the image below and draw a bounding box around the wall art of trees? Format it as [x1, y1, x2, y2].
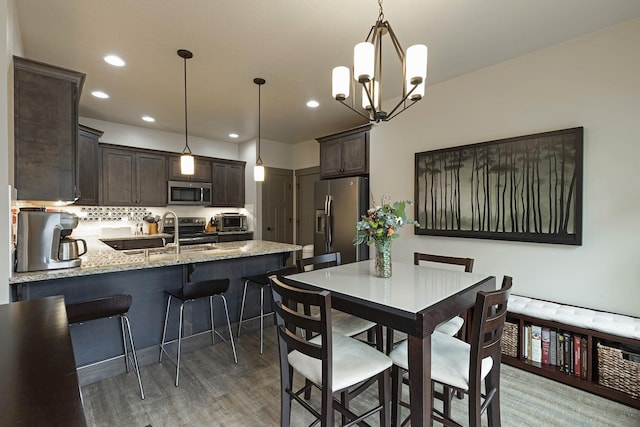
[414, 127, 583, 245]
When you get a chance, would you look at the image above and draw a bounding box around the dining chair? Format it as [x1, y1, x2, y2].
[297, 252, 380, 341]
[386, 253, 475, 354]
[389, 276, 512, 427]
[238, 264, 299, 354]
[269, 274, 392, 426]
[297, 251, 384, 412]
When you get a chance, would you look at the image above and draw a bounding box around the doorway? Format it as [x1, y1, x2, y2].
[261, 167, 293, 244]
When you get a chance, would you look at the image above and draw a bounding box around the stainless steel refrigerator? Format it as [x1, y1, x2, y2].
[314, 176, 369, 264]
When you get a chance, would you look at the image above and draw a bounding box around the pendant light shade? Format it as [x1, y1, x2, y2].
[178, 49, 194, 175]
[254, 77, 266, 182]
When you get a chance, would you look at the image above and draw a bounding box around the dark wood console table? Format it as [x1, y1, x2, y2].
[0, 295, 86, 426]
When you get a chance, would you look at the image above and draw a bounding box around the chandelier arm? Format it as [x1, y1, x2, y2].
[337, 99, 374, 121]
[385, 84, 419, 118]
[361, 81, 379, 118]
[385, 93, 421, 121]
[385, 22, 406, 62]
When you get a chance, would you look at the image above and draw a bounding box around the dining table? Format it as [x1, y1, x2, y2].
[288, 259, 496, 427]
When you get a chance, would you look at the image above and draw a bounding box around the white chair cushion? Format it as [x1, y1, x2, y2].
[389, 333, 493, 391]
[434, 316, 464, 336]
[288, 333, 392, 393]
[332, 310, 376, 337]
[508, 295, 640, 340]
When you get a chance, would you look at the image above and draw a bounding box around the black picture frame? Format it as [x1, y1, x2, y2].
[414, 127, 583, 245]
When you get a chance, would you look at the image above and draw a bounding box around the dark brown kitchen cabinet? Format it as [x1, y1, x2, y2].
[13, 56, 85, 201]
[168, 156, 212, 182]
[211, 160, 246, 207]
[317, 124, 371, 179]
[100, 145, 167, 206]
[74, 125, 103, 206]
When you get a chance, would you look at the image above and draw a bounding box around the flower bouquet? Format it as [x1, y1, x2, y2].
[355, 195, 418, 277]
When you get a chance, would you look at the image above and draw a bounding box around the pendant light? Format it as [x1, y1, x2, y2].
[178, 49, 194, 175]
[253, 77, 266, 182]
[331, 0, 428, 122]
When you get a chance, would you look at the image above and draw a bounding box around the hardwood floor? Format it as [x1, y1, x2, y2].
[82, 324, 640, 426]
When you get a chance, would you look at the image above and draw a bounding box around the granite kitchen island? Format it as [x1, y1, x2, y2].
[9, 240, 301, 384]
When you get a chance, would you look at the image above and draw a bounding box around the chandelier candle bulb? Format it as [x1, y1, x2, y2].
[354, 42, 375, 82]
[254, 164, 265, 182]
[332, 66, 350, 100]
[406, 44, 428, 85]
[362, 80, 380, 110]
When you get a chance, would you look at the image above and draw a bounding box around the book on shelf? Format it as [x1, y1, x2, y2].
[580, 336, 588, 379]
[566, 331, 574, 375]
[558, 332, 565, 370]
[531, 325, 542, 364]
[541, 327, 550, 365]
[573, 335, 581, 377]
[524, 324, 531, 360]
[549, 329, 557, 366]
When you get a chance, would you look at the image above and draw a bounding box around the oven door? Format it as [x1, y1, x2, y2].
[168, 181, 212, 205]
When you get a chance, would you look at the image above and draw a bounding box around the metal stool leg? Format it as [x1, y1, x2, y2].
[122, 314, 145, 399]
[121, 316, 130, 372]
[159, 295, 172, 363]
[220, 295, 238, 364]
[209, 296, 216, 346]
[175, 302, 184, 387]
[237, 279, 249, 337]
[259, 285, 264, 354]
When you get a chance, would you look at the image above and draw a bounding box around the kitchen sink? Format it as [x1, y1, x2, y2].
[122, 244, 219, 256]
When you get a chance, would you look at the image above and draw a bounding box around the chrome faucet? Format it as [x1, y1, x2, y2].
[161, 210, 180, 254]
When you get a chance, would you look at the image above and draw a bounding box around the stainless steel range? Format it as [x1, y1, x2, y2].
[162, 217, 219, 245]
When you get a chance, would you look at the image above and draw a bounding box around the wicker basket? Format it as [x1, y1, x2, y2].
[501, 321, 518, 358]
[597, 341, 640, 399]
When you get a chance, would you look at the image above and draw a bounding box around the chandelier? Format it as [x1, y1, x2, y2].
[331, 0, 428, 122]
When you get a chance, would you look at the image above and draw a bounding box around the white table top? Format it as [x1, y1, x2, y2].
[289, 260, 494, 315]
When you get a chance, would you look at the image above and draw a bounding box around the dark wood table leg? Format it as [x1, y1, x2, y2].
[408, 333, 432, 427]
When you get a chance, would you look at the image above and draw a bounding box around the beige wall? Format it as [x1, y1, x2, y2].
[368, 18, 640, 316]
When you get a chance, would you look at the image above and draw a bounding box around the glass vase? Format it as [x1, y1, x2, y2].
[374, 239, 392, 278]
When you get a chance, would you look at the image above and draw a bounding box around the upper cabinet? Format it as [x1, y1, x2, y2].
[168, 156, 212, 182]
[317, 124, 371, 179]
[100, 145, 167, 206]
[211, 160, 246, 207]
[75, 125, 104, 206]
[13, 56, 85, 201]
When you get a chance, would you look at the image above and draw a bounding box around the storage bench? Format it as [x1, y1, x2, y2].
[501, 295, 640, 409]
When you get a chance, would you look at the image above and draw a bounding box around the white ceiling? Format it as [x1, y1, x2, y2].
[15, 0, 640, 144]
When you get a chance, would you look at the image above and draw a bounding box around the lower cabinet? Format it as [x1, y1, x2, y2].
[218, 232, 253, 242]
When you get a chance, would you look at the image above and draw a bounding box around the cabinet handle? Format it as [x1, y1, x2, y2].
[267, 227, 273, 231]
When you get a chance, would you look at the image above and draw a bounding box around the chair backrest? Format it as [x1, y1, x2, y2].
[469, 276, 512, 385]
[267, 265, 299, 277]
[414, 252, 474, 272]
[269, 275, 333, 392]
[297, 252, 342, 272]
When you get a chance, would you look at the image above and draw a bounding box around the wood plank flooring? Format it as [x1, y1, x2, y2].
[82, 324, 640, 426]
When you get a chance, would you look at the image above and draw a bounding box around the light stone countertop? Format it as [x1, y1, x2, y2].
[10, 240, 302, 284]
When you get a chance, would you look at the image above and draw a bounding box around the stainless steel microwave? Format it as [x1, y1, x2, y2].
[215, 213, 248, 232]
[168, 181, 212, 205]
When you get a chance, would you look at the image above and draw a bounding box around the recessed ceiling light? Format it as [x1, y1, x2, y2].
[104, 55, 125, 67]
[91, 90, 109, 99]
[142, 115, 155, 122]
[229, 133, 239, 138]
[306, 100, 320, 108]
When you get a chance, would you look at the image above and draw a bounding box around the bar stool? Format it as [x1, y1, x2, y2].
[237, 265, 299, 354]
[159, 278, 238, 387]
[66, 294, 145, 400]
